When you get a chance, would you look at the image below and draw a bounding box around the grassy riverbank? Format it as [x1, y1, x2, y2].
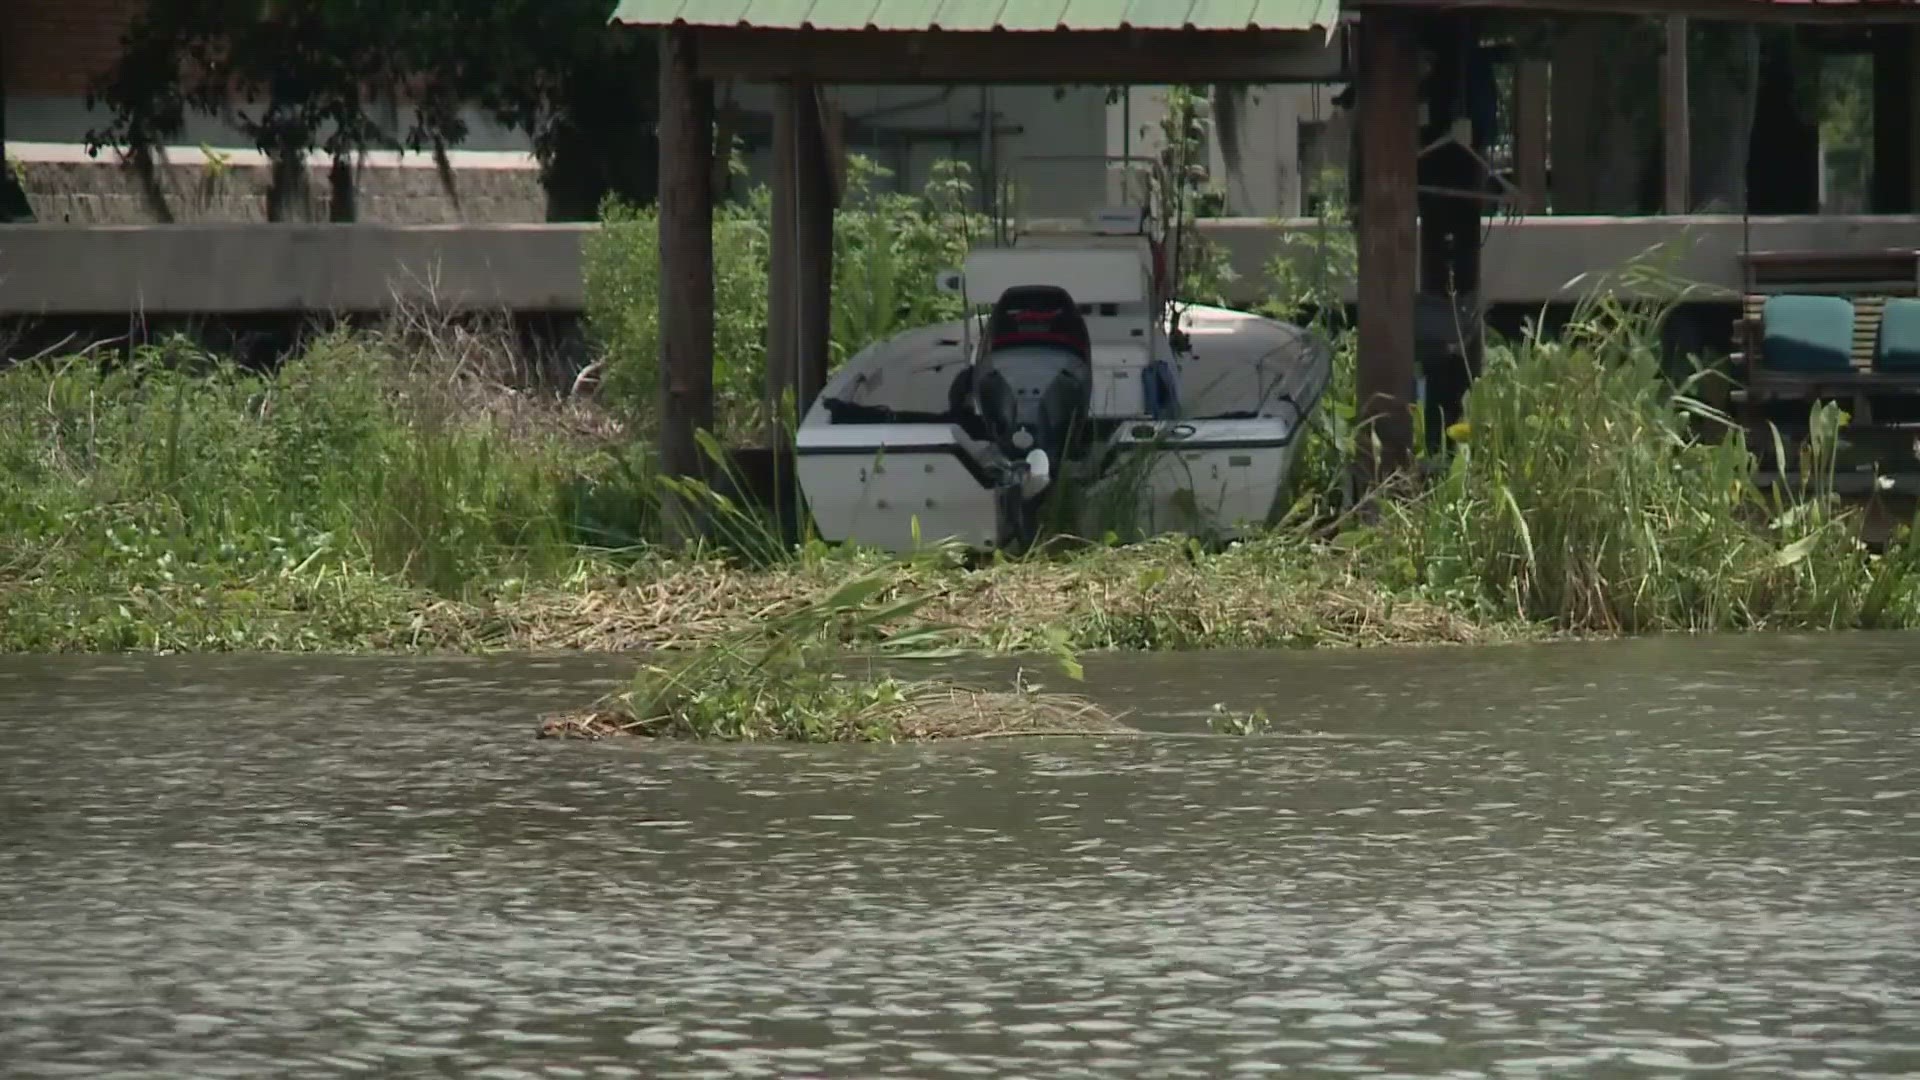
[9, 155, 1920, 655]
[7, 292, 1920, 656]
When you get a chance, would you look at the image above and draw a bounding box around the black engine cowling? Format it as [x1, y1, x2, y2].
[972, 285, 1093, 468]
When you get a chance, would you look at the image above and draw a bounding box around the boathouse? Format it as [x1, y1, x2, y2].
[612, 0, 1920, 481]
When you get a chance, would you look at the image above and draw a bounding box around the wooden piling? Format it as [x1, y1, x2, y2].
[1514, 59, 1550, 215]
[1662, 17, 1691, 214]
[1355, 11, 1421, 487]
[767, 80, 800, 436]
[657, 29, 716, 479]
[795, 82, 837, 412]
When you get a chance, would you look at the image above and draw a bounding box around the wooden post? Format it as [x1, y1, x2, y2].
[657, 29, 715, 480]
[1662, 17, 1691, 214]
[1514, 59, 1549, 215]
[1355, 11, 1421, 487]
[1549, 19, 1599, 214]
[795, 82, 837, 412]
[1417, 15, 1484, 453]
[766, 81, 801, 437]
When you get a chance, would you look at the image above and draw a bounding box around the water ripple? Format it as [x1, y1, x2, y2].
[3, 638, 1920, 1076]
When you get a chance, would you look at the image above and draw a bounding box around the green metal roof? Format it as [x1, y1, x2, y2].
[609, 0, 1339, 31]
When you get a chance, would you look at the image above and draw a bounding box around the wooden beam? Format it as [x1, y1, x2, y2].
[1663, 17, 1691, 213]
[1356, 11, 1422, 487]
[1514, 59, 1550, 214]
[684, 28, 1348, 84]
[657, 29, 715, 480]
[766, 81, 800, 438]
[795, 82, 836, 412]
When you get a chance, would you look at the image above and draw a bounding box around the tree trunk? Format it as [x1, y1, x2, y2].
[328, 155, 356, 222]
[266, 147, 310, 222]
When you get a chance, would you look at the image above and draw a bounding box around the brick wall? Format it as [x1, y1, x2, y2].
[3, 0, 145, 96]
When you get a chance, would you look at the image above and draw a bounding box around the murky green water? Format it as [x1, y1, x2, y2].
[4, 636, 1920, 1077]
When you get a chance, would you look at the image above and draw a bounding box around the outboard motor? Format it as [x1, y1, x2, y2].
[973, 285, 1093, 474]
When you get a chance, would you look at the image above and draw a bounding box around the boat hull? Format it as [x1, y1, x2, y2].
[797, 417, 1309, 555]
[794, 301, 1331, 556]
[1078, 419, 1305, 541]
[794, 423, 1011, 553]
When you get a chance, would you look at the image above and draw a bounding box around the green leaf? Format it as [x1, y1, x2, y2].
[818, 574, 892, 613]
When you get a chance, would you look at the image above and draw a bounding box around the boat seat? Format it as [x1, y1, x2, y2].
[1876, 298, 1920, 371]
[1759, 294, 1856, 373]
[987, 285, 1091, 362]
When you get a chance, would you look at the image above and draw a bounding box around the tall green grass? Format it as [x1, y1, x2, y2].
[0, 332, 642, 642]
[1347, 292, 1920, 633]
[582, 157, 984, 436]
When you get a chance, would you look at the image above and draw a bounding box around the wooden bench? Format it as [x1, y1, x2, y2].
[1729, 249, 1920, 459]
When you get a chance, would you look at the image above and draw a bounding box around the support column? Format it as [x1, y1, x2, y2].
[1514, 58, 1550, 215]
[795, 83, 837, 413]
[1873, 26, 1919, 213]
[1417, 14, 1484, 453]
[766, 81, 800, 437]
[1662, 17, 1691, 214]
[1356, 11, 1421, 487]
[657, 29, 715, 479]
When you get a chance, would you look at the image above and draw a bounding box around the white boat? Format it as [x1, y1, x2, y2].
[795, 157, 1334, 555]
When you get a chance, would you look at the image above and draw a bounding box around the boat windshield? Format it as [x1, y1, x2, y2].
[993, 155, 1166, 243]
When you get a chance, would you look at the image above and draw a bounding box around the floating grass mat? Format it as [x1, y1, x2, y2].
[537, 682, 1136, 743]
[534, 569, 1136, 744]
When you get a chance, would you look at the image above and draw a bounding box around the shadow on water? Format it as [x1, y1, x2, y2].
[3, 634, 1920, 1076]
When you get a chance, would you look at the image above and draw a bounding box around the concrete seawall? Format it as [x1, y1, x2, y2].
[3, 215, 1917, 321]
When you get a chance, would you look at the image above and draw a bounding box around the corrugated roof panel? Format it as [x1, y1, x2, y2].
[1184, 0, 1260, 28]
[929, 0, 1012, 30]
[608, 0, 676, 23]
[1055, 0, 1135, 28]
[610, 0, 1334, 29]
[702, 0, 760, 23]
[608, 0, 734, 25]
[994, 0, 1073, 29]
[866, 0, 946, 28]
[1120, 0, 1195, 28]
[1249, 0, 1333, 29]
[731, 0, 816, 26]
[794, 0, 885, 28]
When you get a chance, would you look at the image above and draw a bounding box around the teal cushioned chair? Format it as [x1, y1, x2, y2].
[1760, 294, 1856, 373]
[1874, 297, 1920, 372]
